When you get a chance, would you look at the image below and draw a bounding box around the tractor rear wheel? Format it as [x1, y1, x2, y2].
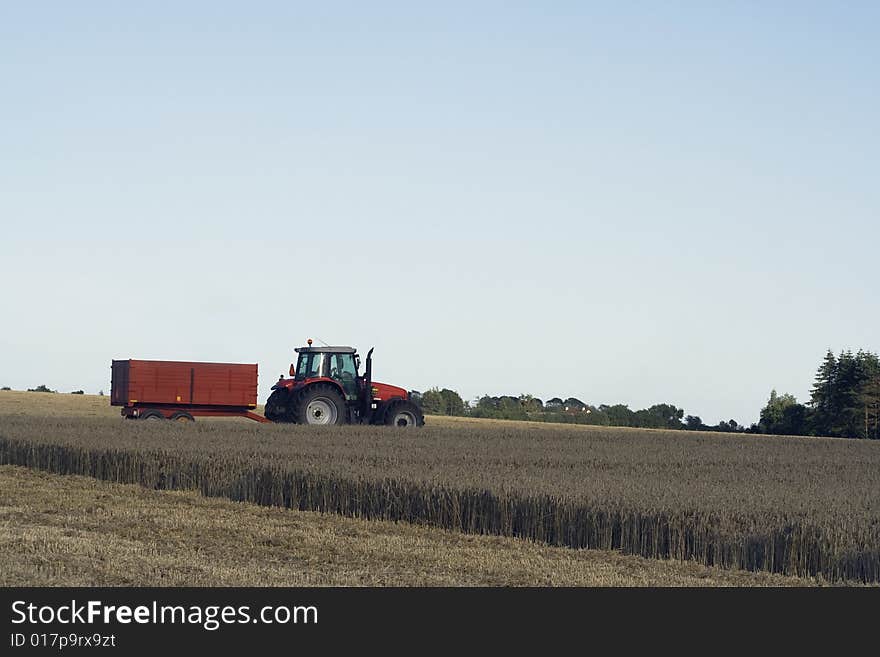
[384, 400, 424, 427]
[295, 384, 345, 425]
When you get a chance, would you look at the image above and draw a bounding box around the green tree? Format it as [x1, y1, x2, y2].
[716, 419, 742, 433]
[439, 388, 466, 416]
[600, 404, 635, 427]
[471, 395, 499, 419]
[809, 350, 837, 435]
[760, 390, 807, 436]
[860, 377, 880, 440]
[851, 351, 880, 438]
[648, 403, 685, 429]
[498, 396, 527, 420]
[809, 350, 880, 438]
[518, 394, 543, 413]
[833, 351, 863, 436]
[469, 395, 527, 420]
[419, 388, 445, 415]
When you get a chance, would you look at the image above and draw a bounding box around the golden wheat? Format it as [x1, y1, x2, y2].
[1, 408, 878, 582]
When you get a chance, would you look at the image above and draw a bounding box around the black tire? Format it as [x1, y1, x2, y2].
[265, 388, 296, 422]
[141, 410, 165, 421]
[170, 411, 195, 423]
[294, 383, 345, 426]
[384, 400, 424, 428]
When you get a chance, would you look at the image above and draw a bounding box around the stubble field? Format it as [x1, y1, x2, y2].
[1, 390, 878, 585]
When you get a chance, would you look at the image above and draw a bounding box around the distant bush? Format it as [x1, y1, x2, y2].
[70, 390, 84, 395]
[1, 386, 10, 391]
[27, 385, 56, 393]
[418, 388, 466, 416]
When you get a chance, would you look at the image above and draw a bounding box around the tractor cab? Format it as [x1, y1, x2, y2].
[291, 346, 360, 399]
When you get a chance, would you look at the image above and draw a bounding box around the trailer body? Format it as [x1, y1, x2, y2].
[111, 359, 269, 422]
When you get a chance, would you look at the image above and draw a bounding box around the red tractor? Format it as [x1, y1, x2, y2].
[264, 342, 424, 427]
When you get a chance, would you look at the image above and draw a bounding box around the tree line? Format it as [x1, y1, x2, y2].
[758, 349, 880, 439]
[2, 385, 95, 395]
[414, 347, 880, 439]
[413, 390, 745, 432]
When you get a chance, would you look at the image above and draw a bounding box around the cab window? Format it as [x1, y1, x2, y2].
[330, 353, 358, 397]
[295, 353, 326, 379]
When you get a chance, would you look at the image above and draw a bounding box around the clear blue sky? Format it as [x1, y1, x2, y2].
[1, 2, 877, 424]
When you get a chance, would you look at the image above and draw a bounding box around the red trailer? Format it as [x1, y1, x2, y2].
[111, 359, 270, 422]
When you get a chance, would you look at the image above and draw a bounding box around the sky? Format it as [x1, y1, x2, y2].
[1, 2, 877, 425]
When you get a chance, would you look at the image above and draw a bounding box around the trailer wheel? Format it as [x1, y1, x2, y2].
[384, 400, 424, 428]
[170, 412, 195, 423]
[141, 410, 166, 421]
[295, 384, 345, 425]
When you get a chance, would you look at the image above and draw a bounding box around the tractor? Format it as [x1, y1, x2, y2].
[264, 341, 424, 427]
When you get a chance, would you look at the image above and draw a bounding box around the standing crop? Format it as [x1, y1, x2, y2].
[1, 414, 878, 582]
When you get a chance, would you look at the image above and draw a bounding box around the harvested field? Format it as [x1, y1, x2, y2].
[0, 465, 813, 586]
[1, 393, 878, 583]
[0, 390, 119, 418]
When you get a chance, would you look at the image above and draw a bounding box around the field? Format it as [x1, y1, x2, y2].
[1, 390, 879, 585]
[1, 465, 809, 586]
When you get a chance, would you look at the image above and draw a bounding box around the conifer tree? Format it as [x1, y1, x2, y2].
[809, 350, 837, 435]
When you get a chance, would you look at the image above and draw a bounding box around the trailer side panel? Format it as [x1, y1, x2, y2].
[111, 359, 258, 408]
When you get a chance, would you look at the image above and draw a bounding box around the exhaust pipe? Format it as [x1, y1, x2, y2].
[363, 347, 374, 423]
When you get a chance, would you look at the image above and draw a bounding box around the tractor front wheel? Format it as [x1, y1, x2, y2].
[265, 388, 295, 422]
[295, 384, 345, 426]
